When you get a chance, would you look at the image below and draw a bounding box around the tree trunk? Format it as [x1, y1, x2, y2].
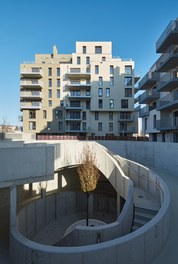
[86, 192, 90, 226]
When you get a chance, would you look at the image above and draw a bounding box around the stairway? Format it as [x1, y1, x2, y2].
[132, 207, 158, 232]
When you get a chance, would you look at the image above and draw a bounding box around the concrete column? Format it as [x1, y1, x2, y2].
[10, 185, 17, 228]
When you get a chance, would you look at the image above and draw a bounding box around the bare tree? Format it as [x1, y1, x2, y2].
[1, 117, 11, 141]
[77, 144, 100, 226]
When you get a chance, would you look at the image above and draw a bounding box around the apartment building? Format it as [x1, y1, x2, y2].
[138, 18, 178, 142]
[20, 42, 138, 137]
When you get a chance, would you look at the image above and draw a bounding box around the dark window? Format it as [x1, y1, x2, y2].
[95, 65, 99, 74]
[95, 46, 102, 54]
[82, 122, 86, 131]
[125, 88, 132, 97]
[124, 77, 132, 86]
[48, 68, 52, 76]
[109, 112, 113, 120]
[57, 79, 60, 87]
[83, 46, 86, 54]
[95, 112, 99, 120]
[29, 110, 36, 119]
[109, 122, 113, 131]
[86, 100, 90, 109]
[43, 110, 47, 119]
[110, 77, 114, 86]
[57, 68, 60, 76]
[153, 114, 156, 129]
[98, 122, 102, 131]
[48, 90, 52, 98]
[82, 111, 86, 120]
[98, 99, 103, 109]
[125, 66, 132, 75]
[86, 57, 90, 64]
[48, 100, 52, 107]
[55, 110, 63, 119]
[121, 99, 128, 108]
[77, 57, 81, 64]
[57, 90, 60, 98]
[110, 65, 114, 74]
[48, 79, 52, 87]
[59, 122, 63, 131]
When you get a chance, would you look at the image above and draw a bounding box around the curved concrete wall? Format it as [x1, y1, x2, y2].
[10, 141, 170, 264]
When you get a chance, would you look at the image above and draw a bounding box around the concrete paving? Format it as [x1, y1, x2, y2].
[1, 166, 177, 264]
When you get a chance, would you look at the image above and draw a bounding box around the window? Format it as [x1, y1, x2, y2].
[110, 65, 114, 74]
[83, 46, 86, 54]
[125, 66, 132, 75]
[109, 112, 113, 121]
[102, 57, 106, 61]
[82, 111, 86, 120]
[110, 77, 114, 86]
[106, 88, 110, 97]
[48, 79, 52, 87]
[86, 67, 90, 73]
[86, 90, 90, 96]
[48, 90, 52, 98]
[47, 122, 51, 130]
[153, 114, 156, 129]
[29, 110, 36, 119]
[48, 68, 52, 76]
[59, 122, 63, 131]
[86, 57, 90, 64]
[60, 100, 64, 107]
[98, 122, 102, 131]
[98, 77, 103, 86]
[120, 122, 127, 132]
[95, 46, 102, 54]
[98, 88, 103, 97]
[48, 100, 52, 107]
[43, 110, 47, 119]
[121, 99, 128, 108]
[55, 110, 63, 119]
[95, 112, 99, 120]
[95, 65, 99, 74]
[82, 122, 86, 131]
[29, 121, 36, 130]
[57, 68, 60, 76]
[57, 79, 60, 87]
[109, 122, 113, 131]
[110, 99, 114, 109]
[98, 99, 103, 109]
[86, 100, 90, 109]
[57, 89, 60, 98]
[124, 77, 132, 86]
[70, 111, 80, 119]
[125, 88, 132, 97]
[120, 112, 131, 120]
[77, 57, 81, 64]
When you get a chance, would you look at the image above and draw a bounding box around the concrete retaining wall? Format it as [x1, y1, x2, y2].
[100, 140, 178, 177]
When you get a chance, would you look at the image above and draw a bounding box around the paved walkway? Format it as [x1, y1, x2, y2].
[1, 167, 177, 264]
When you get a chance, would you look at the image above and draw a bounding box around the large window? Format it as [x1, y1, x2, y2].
[121, 99, 128, 108]
[110, 77, 114, 86]
[106, 88, 110, 97]
[120, 112, 131, 120]
[98, 99, 103, 109]
[110, 65, 114, 74]
[95, 112, 99, 120]
[48, 68, 52, 76]
[110, 99, 114, 109]
[77, 57, 81, 64]
[98, 88, 103, 97]
[95, 46, 102, 54]
[120, 122, 127, 132]
[95, 65, 99, 74]
[125, 66, 132, 75]
[57, 68, 60, 76]
[83, 46, 86, 54]
[98, 77, 103, 86]
[29, 110, 36, 119]
[86, 57, 90, 64]
[98, 122, 102, 131]
[48, 79, 52, 87]
[125, 88, 132, 97]
[29, 121, 36, 130]
[124, 77, 132, 86]
[55, 110, 63, 119]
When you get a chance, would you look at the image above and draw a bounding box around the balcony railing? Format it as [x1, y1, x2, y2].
[20, 101, 42, 110]
[156, 46, 178, 72]
[139, 105, 155, 118]
[20, 68, 43, 77]
[156, 19, 178, 52]
[139, 89, 159, 104]
[20, 91, 43, 98]
[156, 117, 178, 131]
[156, 91, 178, 110]
[156, 71, 178, 92]
[20, 80, 43, 88]
[138, 71, 159, 90]
[67, 68, 91, 78]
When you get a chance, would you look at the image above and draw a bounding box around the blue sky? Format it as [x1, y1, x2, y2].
[0, 0, 178, 125]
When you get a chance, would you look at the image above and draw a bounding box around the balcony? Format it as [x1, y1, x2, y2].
[156, 19, 178, 53]
[139, 105, 155, 118]
[156, 91, 178, 111]
[67, 81, 91, 89]
[156, 118, 178, 131]
[139, 89, 159, 104]
[156, 47, 178, 72]
[138, 72, 159, 90]
[65, 103, 82, 110]
[67, 92, 91, 99]
[118, 116, 134, 122]
[67, 68, 90, 79]
[20, 91, 43, 99]
[20, 80, 43, 89]
[20, 101, 42, 110]
[20, 68, 43, 78]
[156, 71, 178, 92]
